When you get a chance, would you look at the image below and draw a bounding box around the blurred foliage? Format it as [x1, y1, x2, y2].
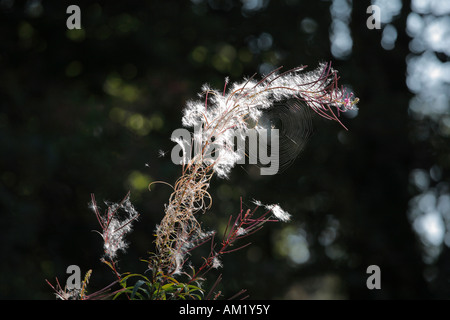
[1, 0, 449, 299]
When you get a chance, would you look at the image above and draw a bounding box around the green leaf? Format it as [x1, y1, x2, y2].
[162, 283, 179, 293]
[113, 287, 132, 300]
[191, 293, 203, 300]
[131, 280, 147, 299]
[164, 276, 180, 285]
[119, 273, 150, 292]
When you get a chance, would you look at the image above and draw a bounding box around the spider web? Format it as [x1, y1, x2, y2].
[247, 98, 313, 174]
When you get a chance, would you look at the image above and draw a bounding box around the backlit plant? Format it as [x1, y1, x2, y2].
[46, 62, 358, 300]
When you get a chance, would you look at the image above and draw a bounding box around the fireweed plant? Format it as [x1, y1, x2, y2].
[46, 62, 358, 300]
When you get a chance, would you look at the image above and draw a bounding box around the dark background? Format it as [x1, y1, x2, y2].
[1, 0, 449, 299]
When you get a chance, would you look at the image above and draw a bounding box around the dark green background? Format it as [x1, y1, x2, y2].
[1, 0, 449, 299]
